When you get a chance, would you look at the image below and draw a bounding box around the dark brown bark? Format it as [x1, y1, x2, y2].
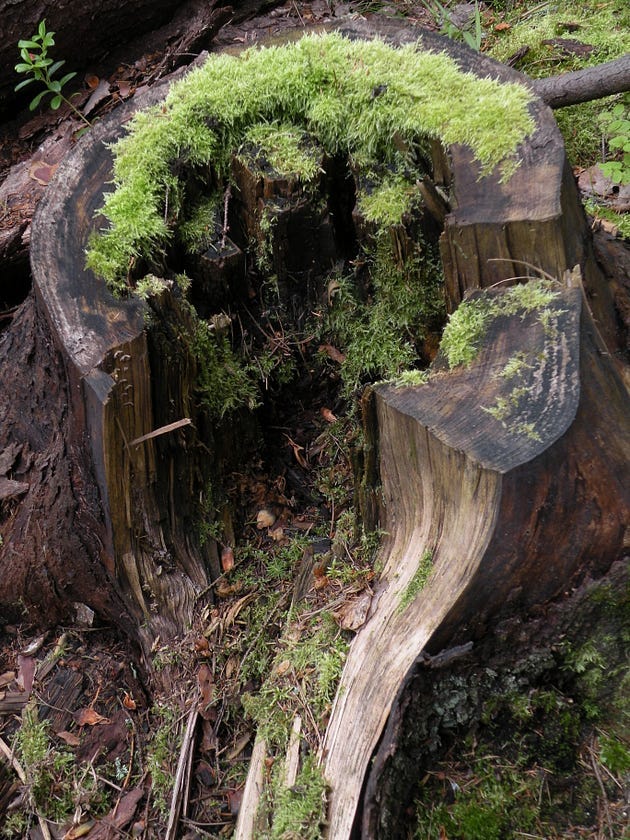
[0, 0, 278, 119]
[532, 53, 630, 109]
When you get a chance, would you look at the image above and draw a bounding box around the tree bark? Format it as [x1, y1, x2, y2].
[532, 53, 630, 109]
[0, 0, 278, 119]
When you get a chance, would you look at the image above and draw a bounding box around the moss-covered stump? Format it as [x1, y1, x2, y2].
[22, 13, 629, 838]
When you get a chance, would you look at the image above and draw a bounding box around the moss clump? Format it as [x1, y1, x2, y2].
[321, 233, 445, 395]
[398, 548, 434, 612]
[238, 121, 324, 182]
[439, 279, 561, 369]
[86, 32, 535, 290]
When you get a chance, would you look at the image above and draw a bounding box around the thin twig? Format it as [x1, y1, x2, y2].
[165, 693, 200, 840]
[588, 738, 614, 839]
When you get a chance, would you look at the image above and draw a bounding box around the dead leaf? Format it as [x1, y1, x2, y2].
[215, 579, 243, 598]
[115, 80, 133, 99]
[200, 720, 218, 754]
[285, 436, 309, 469]
[320, 407, 337, 423]
[197, 664, 216, 720]
[20, 634, 46, 656]
[0, 672, 15, 689]
[57, 730, 81, 747]
[28, 161, 58, 186]
[335, 591, 372, 631]
[63, 820, 95, 838]
[83, 79, 111, 116]
[319, 343, 346, 364]
[221, 545, 235, 572]
[268, 526, 285, 542]
[123, 692, 137, 710]
[16, 655, 35, 693]
[87, 786, 144, 839]
[227, 786, 244, 815]
[194, 636, 210, 654]
[494, 21, 510, 31]
[226, 731, 252, 761]
[225, 592, 257, 626]
[75, 707, 110, 727]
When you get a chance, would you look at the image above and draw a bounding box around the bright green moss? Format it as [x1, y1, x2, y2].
[87, 32, 535, 289]
[440, 279, 561, 369]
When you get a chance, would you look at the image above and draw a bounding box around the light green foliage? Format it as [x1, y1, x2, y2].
[422, 0, 484, 51]
[177, 194, 222, 251]
[323, 236, 445, 394]
[264, 754, 327, 840]
[414, 753, 540, 840]
[8, 705, 94, 831]
[87, 32, 535, 286]
[243, 610, 348, 749]
[146, 702, 183, 816]
[240, 122, 323, 181]
[14, 20, 89, 125]
[598, 95, 630, 185]
[398, 548, 433, 612]
[393, 369, 431, 387]
[440, 279, 561, 369]
[488, 0, 629, 170]
[189, 309, 260, 420]
[357, 171, 416, 226]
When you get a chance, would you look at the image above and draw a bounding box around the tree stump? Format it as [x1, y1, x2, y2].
[15, 14, 630, 836]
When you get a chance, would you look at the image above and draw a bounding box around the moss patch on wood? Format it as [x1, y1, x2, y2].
[86, 32, 535, 290]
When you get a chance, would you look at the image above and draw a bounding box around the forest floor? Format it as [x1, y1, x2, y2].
[0, 1, 628, 838]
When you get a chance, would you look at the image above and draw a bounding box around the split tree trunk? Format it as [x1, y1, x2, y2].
[2, 11, 629, 837]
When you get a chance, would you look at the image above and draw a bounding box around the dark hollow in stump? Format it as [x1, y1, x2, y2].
[22, 16, 630, 837]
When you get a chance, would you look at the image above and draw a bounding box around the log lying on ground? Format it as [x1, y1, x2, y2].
[532, 53, 630, 109]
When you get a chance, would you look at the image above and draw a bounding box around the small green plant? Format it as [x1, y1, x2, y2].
[14, 20, 90, 126]
[423, 0, 484, 51]
[598, 96, 630, 185]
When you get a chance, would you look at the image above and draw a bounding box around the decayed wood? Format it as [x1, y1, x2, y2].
[233, 735, 267, 840]
[323, 284, 629, 839]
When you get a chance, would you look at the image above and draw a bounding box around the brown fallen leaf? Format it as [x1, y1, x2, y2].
[319, 343, 346, 364]
[57, 730, 81, 747]
[63, 820, 95, 838]
[494, 21, 510, 31]
[256, 508, 276, 529]
[335, 591, 373, 631]
[122, 692, 137, 710]
[75, 707, 110, 727]
[197, 664, 216, 721]
[0, 672, 15, 689]
[16, 655, 35, 694]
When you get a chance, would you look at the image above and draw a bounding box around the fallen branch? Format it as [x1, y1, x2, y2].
[531, 54, 630, 109]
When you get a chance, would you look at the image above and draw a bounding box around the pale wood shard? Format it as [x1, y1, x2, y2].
[233, 735, 267, 840]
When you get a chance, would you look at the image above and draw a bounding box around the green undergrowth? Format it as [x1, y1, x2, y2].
[86, 31, 535, 289]
[488, 0, 629, 233]
[412, 576, 629, 839]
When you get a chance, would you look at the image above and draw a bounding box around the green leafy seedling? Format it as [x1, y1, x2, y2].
[14, 20, 90, 126]
[599, 97, 630, 185]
